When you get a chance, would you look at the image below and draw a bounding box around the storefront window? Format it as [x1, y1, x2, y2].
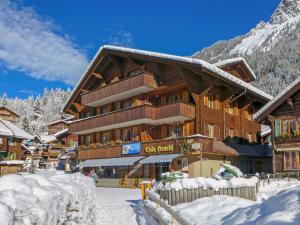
[143, 165, 150, 178]
[285, 152, 291, 170]
[155, 163, 169, 180]
[292, 152, 297, 169]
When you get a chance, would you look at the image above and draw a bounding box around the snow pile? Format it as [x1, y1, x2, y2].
[0, 172, 96, 225]
[161, 172, 189, 184]
[154, 176, 258, 191]
[214, 163, 243, 180]
[170, 179, 300, 225]
[224, 186, 300, 225]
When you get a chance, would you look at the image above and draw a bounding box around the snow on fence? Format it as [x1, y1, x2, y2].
[145, 189, 193, 225]
[154, 177, 259, 206]
[157, 186, 257, 206]
[0, 172, 96, 225]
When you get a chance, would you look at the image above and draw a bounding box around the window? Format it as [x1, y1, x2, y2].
[208, 124, 215, 138]
[101, 105, 109, 114]
[228, 128, 235, 138]
[248, 133, 254, 143]
[282, 120, 289, 134]
[169, 126, 181, 137]
[245, 106, 253, 120]
[292, 152, 297, 169]
[285, 152, 290, 170]
[167, 93, 182, 104]
[122, 128, 133, 142]
[101, 131, 111, 144]
[121, 99, 132, 109]
[204, 93, 219, 109]
[274, 119, 281, 137]
[227, 102, 238, 115]
[290, 120, 295, 135]
[84, 135, 91, 146]
[181, 158, 189, 172]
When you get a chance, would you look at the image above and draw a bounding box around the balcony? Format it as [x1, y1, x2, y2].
[77, 135, 213, 160]
[69, 102, 195, 135]
[81, 73, 158, 107]
[274, 135, 300, 146]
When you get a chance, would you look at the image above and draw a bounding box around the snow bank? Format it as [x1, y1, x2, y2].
[171, 179, 300, 225]
[154, 176, 258, 191]
[224, 186, 300, 225]
[0, 172, 96, 225]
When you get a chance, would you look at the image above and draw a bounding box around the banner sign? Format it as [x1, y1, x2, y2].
[122, 142, 141, 155]
[145, 144, 174, 154]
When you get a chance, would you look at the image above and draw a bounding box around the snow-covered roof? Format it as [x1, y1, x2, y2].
[213, 57, 256, 81]
[0, 119, 33, 140]
[47, 119, 70, 126]
[63, 45, 273, 112]
[54, 128, 69, 138]
[254, 76, 300, 121]
[40, 134, 57, 144]
[261, 125, 271, 137]
[0, 105, 20, 117]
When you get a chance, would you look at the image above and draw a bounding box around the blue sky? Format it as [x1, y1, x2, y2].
[0, 0, 281, 98]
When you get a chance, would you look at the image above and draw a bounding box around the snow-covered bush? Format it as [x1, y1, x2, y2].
[0, 172, 96, 225]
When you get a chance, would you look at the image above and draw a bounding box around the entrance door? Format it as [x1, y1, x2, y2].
[155, 163, 169, 180]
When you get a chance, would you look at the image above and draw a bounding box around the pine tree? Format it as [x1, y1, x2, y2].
[22, 117, 30, 133]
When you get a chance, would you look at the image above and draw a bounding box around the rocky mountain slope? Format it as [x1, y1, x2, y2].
[194, 0, 300, 96]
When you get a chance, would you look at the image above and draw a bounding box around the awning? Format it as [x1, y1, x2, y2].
[80, 156, 144, 168]
[139, 154, 182, 164]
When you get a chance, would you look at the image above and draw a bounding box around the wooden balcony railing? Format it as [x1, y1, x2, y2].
[81, 73, 158, 107]
[69, 102, 195, 134]
[77, 135, 213, 160]
[274, 135, 300, 145]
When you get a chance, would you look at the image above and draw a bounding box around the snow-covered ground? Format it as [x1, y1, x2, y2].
[95, 187, 158, 225]
[152, 179, 300, 225]
[0, 172, 96, 225]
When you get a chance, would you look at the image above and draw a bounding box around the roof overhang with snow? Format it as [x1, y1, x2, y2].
[254, 77, 300, 122]
[213, 57, 256, 82]
[63, 45, 273, 113]
[0, 106, 20, 117]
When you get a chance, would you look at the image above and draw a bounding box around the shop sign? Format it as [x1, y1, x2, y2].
[122, 142, 141, 155]
[192, 142, 202, 151]
[145, 144, 174, 154]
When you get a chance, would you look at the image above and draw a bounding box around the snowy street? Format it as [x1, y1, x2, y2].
[95, 187, 158, 225]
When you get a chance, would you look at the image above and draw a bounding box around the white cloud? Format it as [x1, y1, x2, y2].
[104, 24, 134, 47]
[0, 0, 89, 85]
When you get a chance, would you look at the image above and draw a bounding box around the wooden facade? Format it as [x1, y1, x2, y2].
[255, 79, 300, 173]
[0, 106, 19, 123]
[63, 46, 271, 177]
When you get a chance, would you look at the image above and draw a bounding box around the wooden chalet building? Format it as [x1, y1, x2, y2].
[255, 77, 300, 173]
[0, 106, 20, 123]
[0, 119, 33, 161]
[63, 45, 273, 180]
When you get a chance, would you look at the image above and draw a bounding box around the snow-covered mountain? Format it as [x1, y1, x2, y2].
[194, 0, 300, 96]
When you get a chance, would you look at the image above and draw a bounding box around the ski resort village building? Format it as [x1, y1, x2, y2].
[63, 45, 273, 181]
[255, 77, 300, 173]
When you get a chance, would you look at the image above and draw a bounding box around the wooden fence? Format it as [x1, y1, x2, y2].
[156, 185, 258, 206]
[145, 190, 193, 225]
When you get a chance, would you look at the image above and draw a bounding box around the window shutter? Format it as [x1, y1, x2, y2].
[275, 119, 281, 137]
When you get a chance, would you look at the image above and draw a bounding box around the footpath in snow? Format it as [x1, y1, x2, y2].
[95, 187, 158, 225]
